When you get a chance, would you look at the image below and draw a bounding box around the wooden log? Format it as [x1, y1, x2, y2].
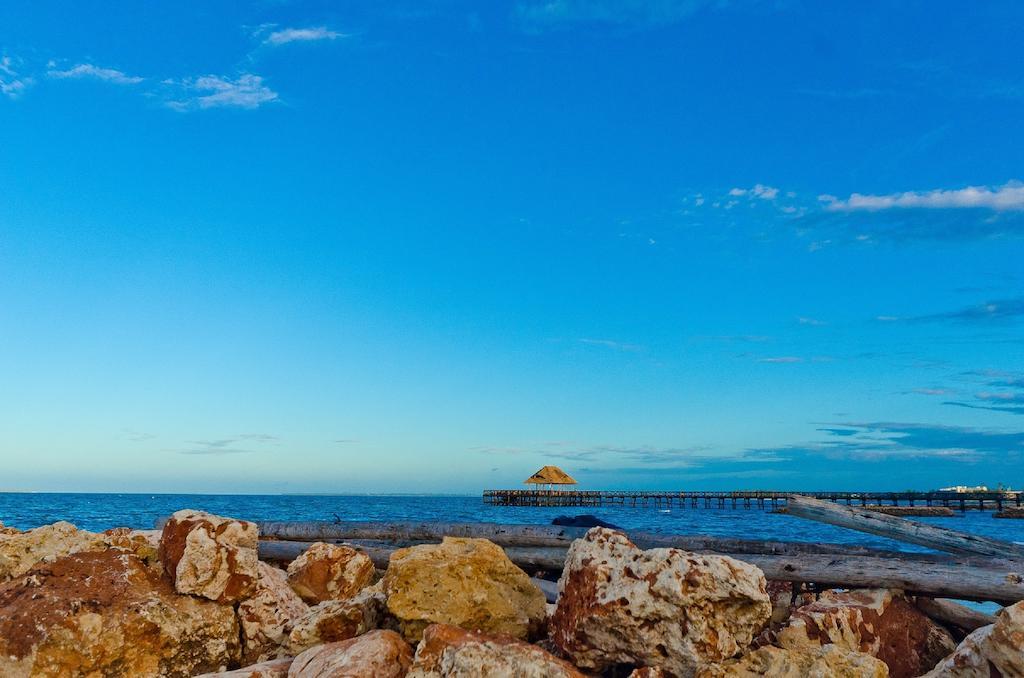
[863, 506, 956, 517]
[785, 495, 1024, 559]
[251, 519, 991, 563]
[257, 540, 1024, 605]
[914, 597, 997, 633]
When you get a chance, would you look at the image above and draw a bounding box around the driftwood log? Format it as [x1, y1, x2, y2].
[785, 495, 1024, 559]
[915, 597, 997, 633]
[257, 539, 1024, 605]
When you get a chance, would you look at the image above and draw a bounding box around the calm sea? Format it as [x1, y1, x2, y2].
[1, 493, 1021, 554]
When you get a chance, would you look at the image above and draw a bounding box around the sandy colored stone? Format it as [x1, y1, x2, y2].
[0, 549, 240, 677]
[103, 527, 161, 564]
[774, 589, 956, 678]
[286, 541, 376, 604]
[240, 561, 310, 664]
[698, 644, 889, 677]
[550, 528, 771, 677]
[288, 588, 390, 654]
[0, 521, 107, 582]
[924, 600, 1024, 677]
[196, 657, 294, 677]
[382, 536, 547, 642]
[408, 623, 586, 677]
[0, 520, 20, 535]
[159, 508, 259, 603]
[288, 629, 413, 678]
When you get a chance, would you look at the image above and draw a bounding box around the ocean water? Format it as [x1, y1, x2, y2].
[1, 492, 1021, 554]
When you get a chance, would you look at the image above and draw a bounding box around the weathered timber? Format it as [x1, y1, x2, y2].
[863, 506, 956, 517]
[257, 540, 1024, 604]
[914, 597, 997, 633]
[785, 494, 1024, 559]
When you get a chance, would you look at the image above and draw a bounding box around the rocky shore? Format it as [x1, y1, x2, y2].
[0, 511, 1021, 677]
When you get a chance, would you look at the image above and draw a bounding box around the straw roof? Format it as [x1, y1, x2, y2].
[525, 465, 577, 485]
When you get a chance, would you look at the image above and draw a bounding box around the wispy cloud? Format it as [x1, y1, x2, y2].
[944, 371, 1024, 415]
[820, 181, 1024, 212]
[167, 74, 278, 111]
[175, 433, 278, 455]
[910, 298, 1024, 324]
[758, 356, 802, 363]
[797, 316, 827, 326]
[578, 338, 642, 352]
[516, 0, 740, 28]
[0, 55, 32, 98]
[265, 26, 345, 46]
[47, 63, 143, 85]
[730, 184, 779, 200]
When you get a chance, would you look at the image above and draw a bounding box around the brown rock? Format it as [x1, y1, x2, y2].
[0, 520, 20, 535]
[0, 521, 107, 582]
[0, 549, 240, 677]
[697, 644, 889, 677]
[774, 589, 956, 678]
[196, 657, 294, 677]
[408, 623, 586, 677]
[288, 629, 412, 678]
[550, 528, 771, 677]
[924, 600, 1024, 677]
[239, 561, 310, 664]
[159, 509, 259, 603]
[288, 588, 390, 654]
[286, 542, 375, 604]
[382, 537, 547, 642]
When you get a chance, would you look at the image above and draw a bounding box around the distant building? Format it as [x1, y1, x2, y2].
[938, 485, 989, 493]
[525, 465, 577, 490]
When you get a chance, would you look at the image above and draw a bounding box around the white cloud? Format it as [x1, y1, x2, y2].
[265, 26, 345, 46]
[0, 56, 32, 98]
[823, 181, 1024, 212]
[47, 63, 143, 85]
[168, 74, 278, 111]
[759, 356, 803, 363]
[728, 184, 779, 200]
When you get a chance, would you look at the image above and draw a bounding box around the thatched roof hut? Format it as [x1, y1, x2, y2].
[525, 465, 577, 486]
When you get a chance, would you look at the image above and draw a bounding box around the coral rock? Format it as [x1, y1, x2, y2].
[288, 588, 390, 654]
[774, 589, 956, 678]
[550, 528, 771, 677]
[159, 509, 259, 603]
[382, 537, 547, 642]
[924, 600, 1024, 677]
[288, 629, 412, 678]
[239, 561, 310, 664]
[408, 623, 586, 677]
[697, 644, 889, 677]
[0, 549, 240, 677]
[286, 542, 375, 604]
[0, 521, 107, 582]
[196, 657, 293, 677]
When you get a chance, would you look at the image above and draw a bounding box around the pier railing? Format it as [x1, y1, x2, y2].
[482, 489, 1022, 511]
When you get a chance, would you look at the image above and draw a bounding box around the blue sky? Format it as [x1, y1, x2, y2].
[1, 1, 1022, 494]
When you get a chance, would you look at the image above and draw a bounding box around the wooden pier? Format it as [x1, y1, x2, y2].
[482, 489, 1023, 511]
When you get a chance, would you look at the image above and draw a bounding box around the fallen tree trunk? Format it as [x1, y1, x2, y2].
[914, 597, 996, 633]
[257, 540, 1024, 605]
[250, 519, 990, 562]
[785, 495, 1024, 559]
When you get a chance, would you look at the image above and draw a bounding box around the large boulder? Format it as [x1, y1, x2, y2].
[381, 537, 547, 642]
[288, 588, 390, 654]
[159, 509, 259, 603]
[286, 542, 375, 604]
[196, 657, 293, 677]
[0, 549, 240, 677]
[407, 623, 586, 677]
[239, 561, 310, 664]
[0, 520, 20, 535]
[0, 521, 107, 582]
[924, 600, 1024, 677]
[288, 629, 412, 678]
[773, 589, 956, 678]
[698, 644, 889, 677]
[550, 528, 771, 676]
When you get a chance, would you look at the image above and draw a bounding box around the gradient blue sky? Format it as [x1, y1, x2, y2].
[2, 1, 1022, 494]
